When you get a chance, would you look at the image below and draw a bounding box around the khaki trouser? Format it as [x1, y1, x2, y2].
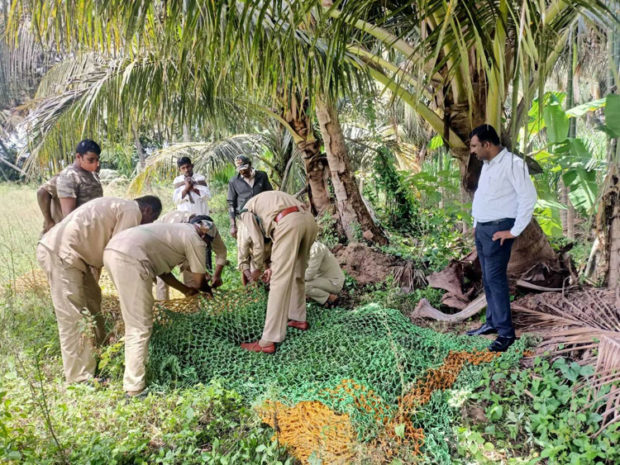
[306, 276, 344, 304]
[103, 250, 154, 392]
[36, 245, 104, 384]
[261, 210, 317, 344]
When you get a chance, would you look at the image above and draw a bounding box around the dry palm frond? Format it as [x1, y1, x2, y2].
[513, 288, 620, 433]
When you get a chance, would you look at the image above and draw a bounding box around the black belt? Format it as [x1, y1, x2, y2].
[477, 218, 514, 226]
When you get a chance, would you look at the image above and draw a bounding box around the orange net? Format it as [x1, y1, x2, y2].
[257, 350, 499, 463]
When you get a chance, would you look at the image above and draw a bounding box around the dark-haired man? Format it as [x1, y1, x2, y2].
[173, 157, 211, 215]
[37, 139, 104, 234]
[466, 124, 537, 352]
[103, 216, 218, 396]
[227, 155, 272, 238]
[37, 195, 162, 384]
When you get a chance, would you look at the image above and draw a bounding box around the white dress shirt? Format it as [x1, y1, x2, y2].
[472, 148, 537, 237]
[172, 174, 211, 216]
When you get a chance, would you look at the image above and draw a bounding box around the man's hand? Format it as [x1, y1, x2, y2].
[184, 288, 199, 297]
[261, 268, 272, 284]
[242, 269, 251, 286]
[230, 225, 237, 239]
[250, 269, 262, 282]
[211, 276, 223, 288]
[492, 230, 515, 246]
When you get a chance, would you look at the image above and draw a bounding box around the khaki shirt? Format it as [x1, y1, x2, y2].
[305, 242, 344, 285]
[56, 164, 103, 207]
[40, 175, 63, 223]
[155, 211, 227, 267]
[157, 210, 193, 224]
[239, 191, 305, 270]
[104, 223, 207, 277]
[39, 197, 142, 271]
[237, 221, 271, 271]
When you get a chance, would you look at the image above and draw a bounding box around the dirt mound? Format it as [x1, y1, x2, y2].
[332, 242, 424, 291]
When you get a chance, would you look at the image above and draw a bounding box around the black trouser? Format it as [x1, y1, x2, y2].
[475, 218, 516, 338]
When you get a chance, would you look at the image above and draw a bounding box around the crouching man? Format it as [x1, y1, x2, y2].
[103, 217, 220, 397]
[305, 241, 344, 306]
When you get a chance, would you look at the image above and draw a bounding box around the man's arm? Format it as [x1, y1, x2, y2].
[158, 272, 202, 296]
[37, 187, 56, 232]
[240, 212, 265, 281]
[210, 232, 227, 288]
[227, 180, 238, 236]
[59, 197, 77, 217]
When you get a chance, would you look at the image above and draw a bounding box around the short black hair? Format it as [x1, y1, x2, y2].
[470, 124, 500, 146]
[134, 195, 162, 217]
[76, 139, 102, 156]
[177, 156, 192, 168]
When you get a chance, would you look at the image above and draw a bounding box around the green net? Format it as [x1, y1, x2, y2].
[148, 286, 503, 444]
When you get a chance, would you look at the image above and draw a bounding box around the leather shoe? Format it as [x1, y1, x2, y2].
[488, 336, 516, 352]
[466, 323, 497, 336]
[240, 341, 276, 354]
[287, 320, 309, 331]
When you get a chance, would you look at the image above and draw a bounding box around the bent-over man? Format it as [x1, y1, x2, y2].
[238, 191, 317, 354]
[103, 218, 218, 396]
[305, 241, 344, 306]
[37, 195, 162, 384]
[466, 124, 537, 352]
[154, 211, 227, 299]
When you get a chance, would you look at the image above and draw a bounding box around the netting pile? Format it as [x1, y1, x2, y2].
[149, 285, 507, 462]
[12, 270, 512, 462]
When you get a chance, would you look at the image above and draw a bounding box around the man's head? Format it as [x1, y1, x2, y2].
[190, 215, 217, 242]
[235, 155, 252, 178]
[75, 139, 101, 172]
[135, 195, 163, 224]
[469, 124, 501, 161]
[177, 156, 194, 177]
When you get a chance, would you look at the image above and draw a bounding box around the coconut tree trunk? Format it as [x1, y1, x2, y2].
[315, 96, 388, 245]
[282, 107, 332, 217]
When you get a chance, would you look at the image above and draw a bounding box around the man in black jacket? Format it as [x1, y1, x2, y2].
[227, 155, 273, 238]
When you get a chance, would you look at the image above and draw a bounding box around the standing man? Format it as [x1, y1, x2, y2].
[466, 124, 537, 352]
[305, 241, 345, 306]
[37, 195, 162, 384]
[103, 218, 218, 396]
[238, 191, 317, 354]
[227, 155, 272, 239]
[173, 157, 211, 216]
[37, 139, 104, 234]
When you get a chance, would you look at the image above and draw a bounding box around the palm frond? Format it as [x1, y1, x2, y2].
[127, 135, 266, 195]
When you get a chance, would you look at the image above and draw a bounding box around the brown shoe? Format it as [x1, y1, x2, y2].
[240, 341, 276, 354]
[287, 320, 309, 331]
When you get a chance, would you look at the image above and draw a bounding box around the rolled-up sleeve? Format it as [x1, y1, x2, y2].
[211, 230, 227, 266]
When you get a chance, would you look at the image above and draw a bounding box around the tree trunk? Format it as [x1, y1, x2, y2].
[132, 126, 146, 172]
[315, 97, 388, 246]
[282, 107, 332, 218]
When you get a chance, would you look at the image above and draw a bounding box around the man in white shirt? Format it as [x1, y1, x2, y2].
[467, 124, 537, 352]
[173, 157, 211, 215]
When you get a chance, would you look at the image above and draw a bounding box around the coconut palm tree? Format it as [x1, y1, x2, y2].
[7, 0, 389, 244]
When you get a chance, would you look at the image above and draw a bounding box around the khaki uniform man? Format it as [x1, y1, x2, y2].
[305, 242, 345, 305]
[238, 191, 317, 354]
[103, 220, 217, 395]
[154, 211, 227, 299]
[37, 196, 162, 384]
